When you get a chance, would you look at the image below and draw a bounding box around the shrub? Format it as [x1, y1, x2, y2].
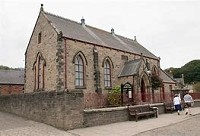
[107, 85, 121, 106]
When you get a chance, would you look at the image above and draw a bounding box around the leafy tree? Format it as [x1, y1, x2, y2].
[0, 65, 11, 70]
[0, 65, 23, 70]
[180, 60, 200, 84]
[151, 74, 163, 90]
[165, 60, 200, 84]
[165, 67, 181, 78]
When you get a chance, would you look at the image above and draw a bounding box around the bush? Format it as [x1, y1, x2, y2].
[107, 85, 121, 106]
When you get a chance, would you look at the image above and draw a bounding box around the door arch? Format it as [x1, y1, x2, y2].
[121, 82, 133, 105]
[140, 72, 151, 103]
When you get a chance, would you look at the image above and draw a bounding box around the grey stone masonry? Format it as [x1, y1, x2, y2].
[56, 31, 65, 91]
[83, 106, 128, 127]
[0, 90, 84, 130]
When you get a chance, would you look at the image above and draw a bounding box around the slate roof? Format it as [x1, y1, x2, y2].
[118, 59, 175, 84]
[0, 70, 24, 85]
[118, 59, 142, 77]
[173, 78, 184, 84]
[160, 69, 176, 84]
[43, 11, 158, 60]
[173, 77, 185, 87]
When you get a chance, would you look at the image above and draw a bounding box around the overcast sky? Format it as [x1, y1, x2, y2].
[0, 0, 200, 69]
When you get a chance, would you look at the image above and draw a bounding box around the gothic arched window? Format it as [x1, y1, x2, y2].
[33, 52, 46, 91]
[104, 60, 111, 87]
[75, 55, 84, 87]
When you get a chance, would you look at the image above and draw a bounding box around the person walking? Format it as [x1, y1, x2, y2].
[173, 94, 182, 115]
[183, 92, 194, 115]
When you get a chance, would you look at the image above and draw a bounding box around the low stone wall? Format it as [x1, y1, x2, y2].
[194, 100, 200, 107]
[150, 103, 165, 114]
[84, 101, 200, 127]
[0, 90, 84, 130]
[0, 93, 199, 130]
[84, 106, 128, 127]
[83, 103, 165, 127]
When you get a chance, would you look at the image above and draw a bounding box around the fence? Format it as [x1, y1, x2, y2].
[190, 93, 200, 100]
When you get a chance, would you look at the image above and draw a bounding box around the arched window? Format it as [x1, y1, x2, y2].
[75, 55, 84, 86]
[38, 56, 43, 89]
[104, 60, 111, 87]
[33, 52, 45, 91]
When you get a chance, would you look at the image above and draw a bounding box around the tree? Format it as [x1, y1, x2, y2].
[0, 65, 11, 70]
[0, 65, 23, 70]
[165, 60, 200, 84]
[151, 74, 163, 90]
[180, 60, 200, 83]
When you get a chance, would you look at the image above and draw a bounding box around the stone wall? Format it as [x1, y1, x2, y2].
[194, 100, 200, 107]
[66, 39, 160, 108]
[83, 101, 200, 127]
[25, 11, 58, 92]
[83, 103, 165, 127]
[0, 94, 199, 130]
[83, 106, 128, 127]
[0, 90, 84, 130]
[66, 39, 159, 92]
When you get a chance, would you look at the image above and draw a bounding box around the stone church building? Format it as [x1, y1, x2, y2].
[25, 5, 175, 108]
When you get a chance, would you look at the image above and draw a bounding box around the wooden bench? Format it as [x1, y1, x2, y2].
[164, 102, 174, 113]
[128, 104, 158, 122]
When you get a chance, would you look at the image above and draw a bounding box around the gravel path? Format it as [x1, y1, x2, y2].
[134, 114, 200, 136]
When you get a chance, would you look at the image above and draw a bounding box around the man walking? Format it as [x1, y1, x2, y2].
[183, 92, 193, 115]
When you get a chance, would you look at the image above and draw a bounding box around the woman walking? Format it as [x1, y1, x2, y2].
[173, 94, 182, 115]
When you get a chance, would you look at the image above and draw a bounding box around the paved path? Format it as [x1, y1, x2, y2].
[134, 114, 200, 136]
[0, 112, 73, 136]
[0, 107, 200, 136]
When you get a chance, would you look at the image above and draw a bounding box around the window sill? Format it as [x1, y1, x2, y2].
[104, 87, 112, 90]
[75, 86, 86, 89]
